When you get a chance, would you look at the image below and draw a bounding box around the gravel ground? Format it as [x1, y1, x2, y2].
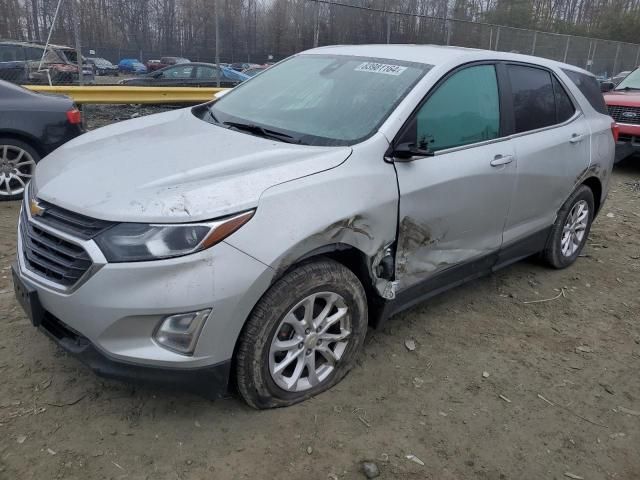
[0, 110, 638, 479]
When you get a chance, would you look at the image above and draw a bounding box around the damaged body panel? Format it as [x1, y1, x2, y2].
[226, 132, 399, 298]
[393, 141, 517, 291]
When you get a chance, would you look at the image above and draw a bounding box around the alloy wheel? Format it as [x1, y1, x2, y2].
[561, 199, 589, 257]
[0, 145, 36, 198]
[269, 292, 351, 392]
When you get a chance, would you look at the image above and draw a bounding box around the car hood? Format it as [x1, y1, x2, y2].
[604, 90, 640, 107]
[34, 108, 352, 223]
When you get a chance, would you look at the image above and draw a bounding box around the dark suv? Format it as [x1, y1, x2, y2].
[0, 41, 94, 84]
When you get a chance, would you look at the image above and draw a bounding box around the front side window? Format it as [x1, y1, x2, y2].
[508, 65, 556, 133]
[209, 54, 432, 146]
[406, 64, 500, 152]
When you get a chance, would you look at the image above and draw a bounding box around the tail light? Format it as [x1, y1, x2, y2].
[611, 122, 620, 142]
[66, 108, 82, 125]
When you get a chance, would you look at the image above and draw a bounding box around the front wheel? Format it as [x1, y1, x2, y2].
[543, 185, 595, 269]
[236, 258, 368, 409]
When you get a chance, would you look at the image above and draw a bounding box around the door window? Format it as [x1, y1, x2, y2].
[25, 47, 44, 61]
[0, 45, 24, 62]
[164, 65, 194, 79]
[562, 69, 608, 115]
[508, 65, 557, 133]
[408, 65, 500, 152]
[553, 77, 575, 123]
[196, 66, 219, 80]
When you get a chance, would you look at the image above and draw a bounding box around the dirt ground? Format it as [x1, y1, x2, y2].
[0, 110, 639, 479]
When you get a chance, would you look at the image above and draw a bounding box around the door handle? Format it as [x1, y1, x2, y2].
[490, 154, 514, 167]
[569, 133, 585, 144]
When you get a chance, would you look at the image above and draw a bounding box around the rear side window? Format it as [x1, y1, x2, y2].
[409, 64, 500, 152]
[508, 65, 556, 133]
[562, 69, 608, 115]
[25, 47, 44, 61]
[553, 77, 575, 122]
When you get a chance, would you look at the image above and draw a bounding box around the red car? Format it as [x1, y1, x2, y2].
[604, 67, 640, 163]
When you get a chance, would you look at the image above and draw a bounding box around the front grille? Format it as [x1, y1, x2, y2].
[608, 105, 640, 125]
[33, 200, 114, 240]
[20, 207, 93, 287]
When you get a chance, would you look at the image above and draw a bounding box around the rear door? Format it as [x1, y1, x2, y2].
[393, 63, 517, 291]
[501, 64, 590, 247]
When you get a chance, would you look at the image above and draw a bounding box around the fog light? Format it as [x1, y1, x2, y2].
[154, 309, 211, 354]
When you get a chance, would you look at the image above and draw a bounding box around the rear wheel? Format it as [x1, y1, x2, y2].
[0, 138, 39, 202]
[236, 258, 368, 409]
[543, 185, 594, 269]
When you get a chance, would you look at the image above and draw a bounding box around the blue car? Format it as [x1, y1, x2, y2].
[221, 66, 250, 82]
[118, 58, 147, 74]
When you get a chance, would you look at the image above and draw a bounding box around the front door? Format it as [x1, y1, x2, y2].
[393, 63, 517, 291]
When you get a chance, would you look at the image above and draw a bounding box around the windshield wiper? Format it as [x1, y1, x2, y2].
[205, 109, 221, 124]
[615, 86, 640, 91]
[223, 121, 298, 144]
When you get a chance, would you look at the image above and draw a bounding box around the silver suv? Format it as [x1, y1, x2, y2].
[13, 45, 615, 408]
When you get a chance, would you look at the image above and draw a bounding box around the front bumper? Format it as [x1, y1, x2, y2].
[31, 299, 231, 398]
[14, 199, 274, 394]
[615, 123, 640, 162]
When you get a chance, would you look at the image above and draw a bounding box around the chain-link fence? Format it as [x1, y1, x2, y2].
[2, 0, 639, 86]
[309, 1, 640, 78]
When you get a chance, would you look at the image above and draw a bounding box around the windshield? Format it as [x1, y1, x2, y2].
[615, 68, 640, 90]
[208, 54, 431, 146]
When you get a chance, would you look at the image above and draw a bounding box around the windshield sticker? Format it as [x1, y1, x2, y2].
[355, 62, 407, 76]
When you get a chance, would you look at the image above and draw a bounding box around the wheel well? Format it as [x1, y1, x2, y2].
[227, 244, 382, 394]
[582, 176, 602, 215]
[275, 244, 384, 324]
[0, 131, 44, 157]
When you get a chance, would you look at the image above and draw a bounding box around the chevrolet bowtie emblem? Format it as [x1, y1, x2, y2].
[29, 199, 45, 217]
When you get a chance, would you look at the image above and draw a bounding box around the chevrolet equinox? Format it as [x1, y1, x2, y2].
[13, 45, 616, 408]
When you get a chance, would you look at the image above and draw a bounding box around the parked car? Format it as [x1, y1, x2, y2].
[147, 56, 190, 72]
[118, 62, 249, 87]
[13, 45, 614, 408]
[86, 57, 119, 76]
[0, 41, 94, 84]
[242, 65, 269, 77]
[146, 59, 161, 71]
[604, 66, 640, 162]
[118, 58, 147, 74]
[230, 62, 257, 71]
[610, 70, 632, 86]
[0, 79, 83, 200]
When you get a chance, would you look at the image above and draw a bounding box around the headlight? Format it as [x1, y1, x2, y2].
[95, 210, 254, 262]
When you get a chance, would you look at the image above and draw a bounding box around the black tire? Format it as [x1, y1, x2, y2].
[236, 258, 368, 409]
[0, 137, 40, 202]
[543, 185, 595, 269]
